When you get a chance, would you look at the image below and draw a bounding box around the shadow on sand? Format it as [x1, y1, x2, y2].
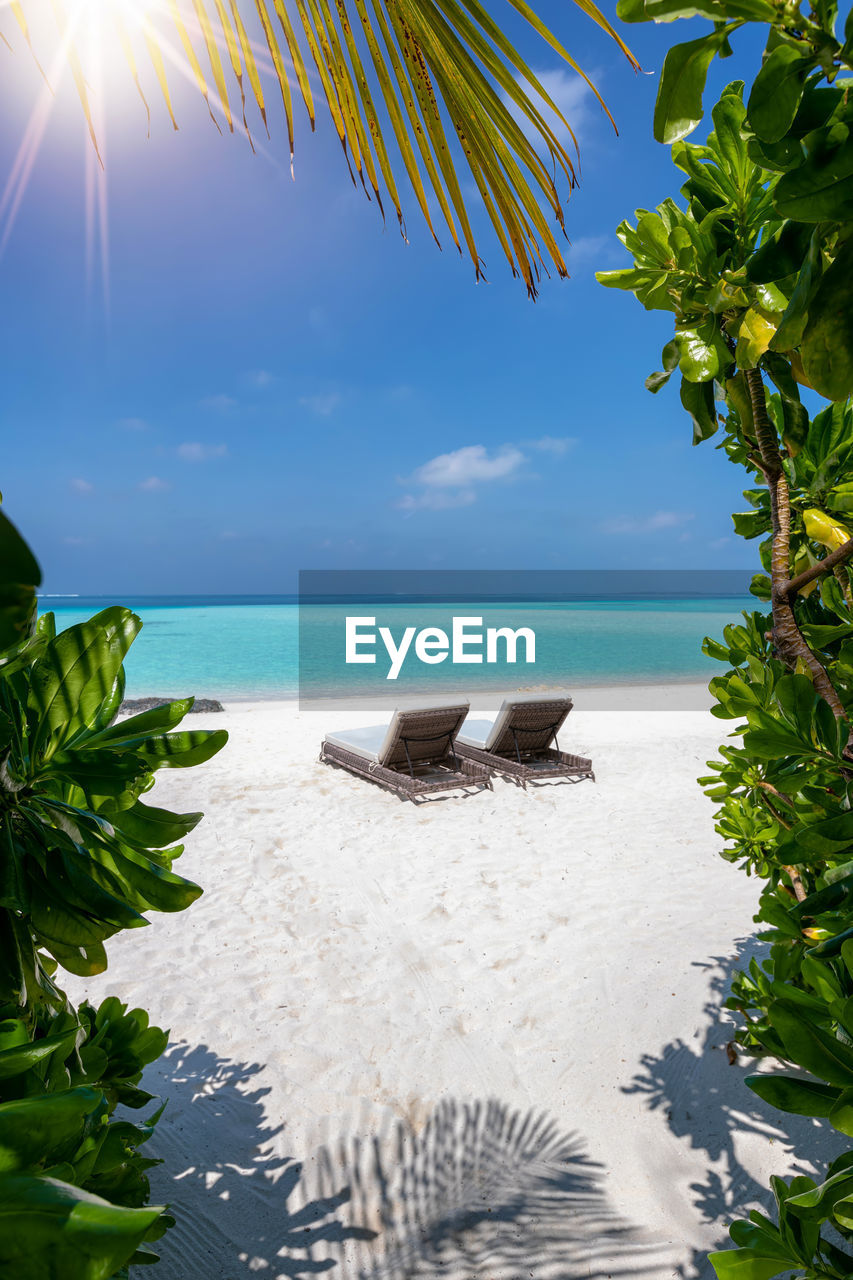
[142, 1043, 371, 1278]
[623, 937, 849, 1278]
[144, 1044, 664, 1279]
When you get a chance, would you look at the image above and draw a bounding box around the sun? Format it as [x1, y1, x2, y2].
[0, 0, 250, 296]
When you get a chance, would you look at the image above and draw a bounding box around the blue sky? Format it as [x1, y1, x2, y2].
[0, 3, 768, 593]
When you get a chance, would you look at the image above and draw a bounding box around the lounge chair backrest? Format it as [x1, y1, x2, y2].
[485, 694, 573, 756]
[379, 704, 470, 770]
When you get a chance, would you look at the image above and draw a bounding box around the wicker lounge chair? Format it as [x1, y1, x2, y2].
[320, 702, 492, 800]
[454, 693, 594, 788]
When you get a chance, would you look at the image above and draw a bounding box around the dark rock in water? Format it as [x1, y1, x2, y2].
[120, 697, 225, 714]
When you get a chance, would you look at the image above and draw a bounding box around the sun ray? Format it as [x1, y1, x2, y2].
[3, 0, 635, 295]
[0, 26, 74, 255]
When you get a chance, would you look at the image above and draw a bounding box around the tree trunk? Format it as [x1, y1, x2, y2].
[744, 368, 853, 756]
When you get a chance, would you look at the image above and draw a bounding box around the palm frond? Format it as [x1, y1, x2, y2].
[5, 0, 638, 294]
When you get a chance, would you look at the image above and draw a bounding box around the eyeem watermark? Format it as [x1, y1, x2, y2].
[345, 616, 536, 680]
[298, 568, 753, 709]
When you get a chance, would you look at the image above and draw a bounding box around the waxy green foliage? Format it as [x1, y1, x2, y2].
[0, 510, 227, 1277]
[599, 71, 853, 1280]
[616, 0, 853, 402]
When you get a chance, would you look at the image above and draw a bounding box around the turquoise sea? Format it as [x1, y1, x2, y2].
[38, 594, 756, 701]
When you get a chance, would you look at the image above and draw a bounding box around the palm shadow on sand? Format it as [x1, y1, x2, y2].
[623, 938, 849, 1278]
[144, 1044, 666, 1279]
[142, 1043, 372, 1278]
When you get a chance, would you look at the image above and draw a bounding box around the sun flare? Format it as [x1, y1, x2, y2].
[0, 0, 257, 293]
[1, 0, 636, 295]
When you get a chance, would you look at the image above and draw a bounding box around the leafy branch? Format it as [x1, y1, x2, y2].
[0, 507, 227, 1278]
[598, 9, 853, 1264]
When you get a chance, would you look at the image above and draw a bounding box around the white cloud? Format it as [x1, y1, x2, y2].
[177, 442, 228, 462]
[138, 476, 170, 493]
[396, 442, 564, 513]
[709, 536, 731, 549]
[248, 370, 274, 388]
[505, 69, 599, 153]
[200, 394, 237, 412]
[525, 436, 576, 456]
[63, 535, 91, 546]
[118, 416, 149, 432]
[70, 477, 93, 495]
[410, 444, 524, 489]
[299, 392, 341, 417]
[601, 510, 694, 536]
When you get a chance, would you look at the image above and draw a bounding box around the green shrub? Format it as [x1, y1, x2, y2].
[598, 17, 853, 1267]
[0, 508, 227, 1278]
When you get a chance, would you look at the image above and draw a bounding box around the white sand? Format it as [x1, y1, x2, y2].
[64, 694, 841, 1279]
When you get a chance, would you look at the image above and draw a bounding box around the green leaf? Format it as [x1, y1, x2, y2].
[627, 0, 773, 17]
[736, 306, 779, 370]
[645, 337, 682, 393]
[0, 1087, 107, 1173]
[742, 725, 811, 759]
[107, 801, 202, 850]
[800, 237, 853, 401]
[772, 235, 823, 362]
[803, 925, 853, 959]
[829, 1089, 853, 1137]
[0, 512, 41, 594]
[109, 847, 202, 915]
[49, 750, 150, 799]
[27, 609, 141, 764]
[710, 80, 750, 181]
[774, 133, 853, 222]
[85, 698, 195, 749]
[787, 1166, 853, 1217]
[0, 1026, 79, 1081]
[787, 812, 853, 857]
[790, 872, 853, 920]
[747, 221, 813, 284]
[747, 45, 812, 143]
[678, 328, 723, 381]
[745, 1074, 843, 1119]
[768, 1001, 853, 1087]
[0, 511, 41, 654]
[0, 1173, 163, 1280]
[732, 510, 770, 538]
[615, 0, 647, 19]
[135, 729, 228, 770]
[709, 1247, 796, 1280]
[680, 375, 718, 443]
[654, 30, 731, 145]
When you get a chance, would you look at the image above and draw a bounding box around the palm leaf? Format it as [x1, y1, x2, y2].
[8, 0, 638, 294]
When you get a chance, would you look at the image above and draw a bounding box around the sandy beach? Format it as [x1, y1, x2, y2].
[63, 693, 841, 1279]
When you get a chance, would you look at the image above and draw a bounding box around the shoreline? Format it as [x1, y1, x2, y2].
[128, 676, 716, 713]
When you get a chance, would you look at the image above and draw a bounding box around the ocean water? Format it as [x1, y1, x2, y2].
[37, 594, 756, 701]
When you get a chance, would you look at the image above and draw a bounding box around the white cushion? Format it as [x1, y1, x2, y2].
[455, 719, 493, 750]
[458, 692, 572, 753]
[325, 700, 470, 767]
[323, 723, 388, 763]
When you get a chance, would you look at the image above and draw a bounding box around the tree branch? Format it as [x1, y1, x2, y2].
[781, 864, 807, 902]
[757, 790, 792, 830]
[755, 779, 794, 810]
[744, 368, 853, 757]
[781, 537, 853, 598]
